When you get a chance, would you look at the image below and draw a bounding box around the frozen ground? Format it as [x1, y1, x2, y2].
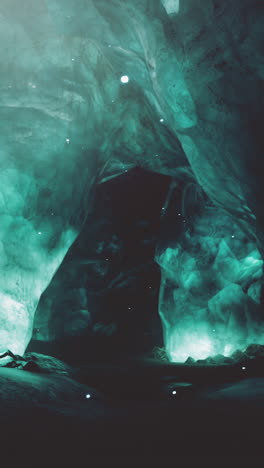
[1, 359, 264, 465]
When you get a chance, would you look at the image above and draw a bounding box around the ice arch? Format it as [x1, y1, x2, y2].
[0, 0, 264, 362]
[0, 0, 192, 355]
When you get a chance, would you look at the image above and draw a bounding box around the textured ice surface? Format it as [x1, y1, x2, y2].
[0, 0, 264, 360]
[0, 0, 192, 354]
[157, 204, 264, 362]
[161, 0, 180, 15]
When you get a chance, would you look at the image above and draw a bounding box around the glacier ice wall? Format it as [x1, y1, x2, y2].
[155, 0, 264, 361]
[156, 192, 264, 362]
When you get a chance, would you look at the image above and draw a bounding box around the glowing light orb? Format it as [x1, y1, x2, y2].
[120, 75, 129, 83]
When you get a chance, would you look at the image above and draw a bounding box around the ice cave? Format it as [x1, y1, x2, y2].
[0, 0, 264, 463]
[1, 0, 264, 364]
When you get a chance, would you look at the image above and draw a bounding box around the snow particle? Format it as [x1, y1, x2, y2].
[120, 75, 129, 84]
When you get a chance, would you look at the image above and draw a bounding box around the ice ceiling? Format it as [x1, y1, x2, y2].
[0, 0, 264, 361]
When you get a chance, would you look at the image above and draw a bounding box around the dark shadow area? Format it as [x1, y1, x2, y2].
[28, 168, 171, 363]
[1, 357, 264, 466]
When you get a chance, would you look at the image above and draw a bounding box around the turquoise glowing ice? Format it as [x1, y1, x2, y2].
[0, 0, 263, 362]
[157, 206, 264, 362]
